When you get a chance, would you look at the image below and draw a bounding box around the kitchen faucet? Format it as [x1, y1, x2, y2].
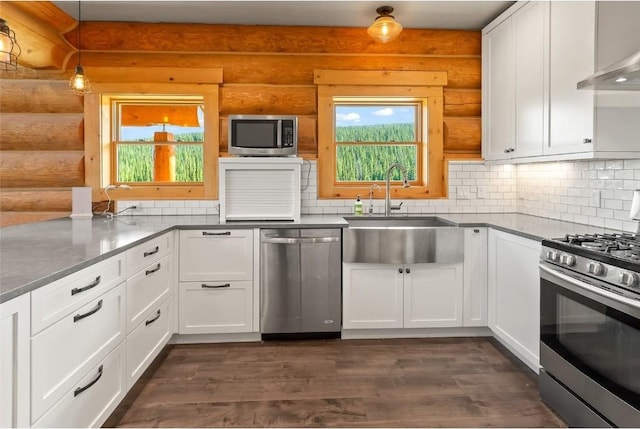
[385, 163, 410, 216]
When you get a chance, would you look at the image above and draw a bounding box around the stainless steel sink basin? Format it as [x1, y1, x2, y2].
[343, 216, 456, 228]
[342, 216, 463, 264]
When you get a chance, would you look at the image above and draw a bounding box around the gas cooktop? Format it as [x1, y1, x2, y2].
[548, 233, 640, 265]
[542, 233, 640, 298]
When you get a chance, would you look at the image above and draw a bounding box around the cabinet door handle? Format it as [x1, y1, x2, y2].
[201, 283, 231, 289]
[73, 299, 103, 323]
[145, 309, 161, 326]
[405, 268, 411, 274]
[583, 138, 592, 143]
[71, 276, 101, 296]
[143, 246, 159, 257]
[398, 268, 403, 274]
[145, 263, 161, 276]
[202, 231, 231, 236]
[74, 365, 103, 397]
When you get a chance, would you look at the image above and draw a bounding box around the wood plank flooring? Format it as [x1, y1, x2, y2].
[113, 337, 566, 428]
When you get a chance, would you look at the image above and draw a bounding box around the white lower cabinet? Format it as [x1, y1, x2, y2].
[30, 283, 126, 422]
[488, 228, 541, 373]
[179, 281, 253, 334]
[343, 263, 463, 330]
[126, 298, 172, 389]
[463, 228, 488, 327]
[0, 294, 30, 428]
[342, 264, 403, 329]
[31, 343, 126, 428]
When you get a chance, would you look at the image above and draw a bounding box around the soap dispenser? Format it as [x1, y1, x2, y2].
[353, 195, 363, 215]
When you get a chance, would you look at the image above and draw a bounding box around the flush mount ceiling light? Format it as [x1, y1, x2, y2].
[0, 18, 21, 71]
[69, 0, 91, 95]
[367, 6, 403, 43]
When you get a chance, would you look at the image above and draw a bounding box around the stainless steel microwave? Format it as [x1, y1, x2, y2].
[228, 115, 298, 156]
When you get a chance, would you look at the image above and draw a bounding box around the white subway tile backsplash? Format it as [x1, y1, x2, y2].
[120, 158, 639, 233]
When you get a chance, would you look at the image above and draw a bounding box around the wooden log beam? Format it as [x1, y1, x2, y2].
[71, 22, 480, 56]
[443, 89, 481, 117]
[443, 117, 481, 152]
[0, 79, 83, 113]
[1, 2, 76, 70]
[0, 151, 84, 187]
[0, 188, 72, 211]
[79, 52, 481, 89]
[0, 113, 84, 151]
[220, 85, 317, 115]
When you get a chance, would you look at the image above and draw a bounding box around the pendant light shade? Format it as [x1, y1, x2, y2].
[0, 18, 21, 71]
[69, 1, 91, 95]
[70, 64, 91, 95]
[367, 6, 403, 43]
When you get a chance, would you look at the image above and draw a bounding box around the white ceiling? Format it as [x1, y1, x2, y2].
[51, 1, 514, 30]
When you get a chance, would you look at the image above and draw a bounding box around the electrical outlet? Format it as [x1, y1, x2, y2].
[590, 190, 601, 207]
[457, 186, 470, 200]
[477, 186, 489, 199]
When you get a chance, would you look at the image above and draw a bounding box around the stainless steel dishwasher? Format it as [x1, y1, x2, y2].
[260, 228, 341, 338]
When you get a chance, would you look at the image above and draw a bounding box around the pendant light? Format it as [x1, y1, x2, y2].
[0, 18, 20, 71]
[367, 6, 403, 43]
[69, 0, 91, 95]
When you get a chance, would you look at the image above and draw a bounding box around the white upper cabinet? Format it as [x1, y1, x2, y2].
[483, 1, 547, 161]
[513, 1, 548, 159]
[482, 15, 515, 160]
[546, 1, 595, 155]
[483, 1, 640, 163]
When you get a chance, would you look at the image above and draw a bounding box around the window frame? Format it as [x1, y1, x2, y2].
[84, 67, 221, 201]
[333, 98, 422, 184]
[315, 70, 447, 199]
[110, 96, 205, 186]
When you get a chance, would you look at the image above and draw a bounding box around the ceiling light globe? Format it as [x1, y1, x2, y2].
[368, 15, 403, 43]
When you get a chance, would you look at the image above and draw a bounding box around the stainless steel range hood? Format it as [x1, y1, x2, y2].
[577, 50, 640, 90]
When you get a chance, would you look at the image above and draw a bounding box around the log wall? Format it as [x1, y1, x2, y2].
[0, 78, 83, 226]
[1, 18, 482, 226]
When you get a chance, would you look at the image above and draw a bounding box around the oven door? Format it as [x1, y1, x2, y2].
[539, 262, 640, 427]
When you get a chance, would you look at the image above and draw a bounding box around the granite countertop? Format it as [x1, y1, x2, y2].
[0, 213, 621, 304]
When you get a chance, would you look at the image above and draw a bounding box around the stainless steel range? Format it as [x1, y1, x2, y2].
[539, 233, 640, 427]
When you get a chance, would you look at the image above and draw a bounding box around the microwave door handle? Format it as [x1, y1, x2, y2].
[276, 119, 282, 148]
[539, 263, 640, 318]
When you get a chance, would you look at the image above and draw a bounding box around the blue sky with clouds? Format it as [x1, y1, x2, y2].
[335, 105, 415, 127]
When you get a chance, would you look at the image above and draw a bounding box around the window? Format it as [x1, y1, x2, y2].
[315, 70, 447, 199]
[112, 98, 205, 184]
[335, 101, 420, 182]
[83, 68, 221, 201]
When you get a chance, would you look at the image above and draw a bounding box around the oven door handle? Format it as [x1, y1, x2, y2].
[540, 263, 640, 318]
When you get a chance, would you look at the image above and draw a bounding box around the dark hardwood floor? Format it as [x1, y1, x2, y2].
[113, 337, 566, 428]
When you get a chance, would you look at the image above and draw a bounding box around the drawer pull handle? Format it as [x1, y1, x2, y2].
[145, 309, 161, 326]
[143, 246, 160, 257]
[73, 299, 103, 323]
[201, 283, 231, 289]
[71, 276, 101, 296]
[202, 231, 231, 236]
[74, 365, 103, 397]
[145, 263, 161, 276]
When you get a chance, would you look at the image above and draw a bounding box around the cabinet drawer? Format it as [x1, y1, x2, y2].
[31, 254, 125, 335]
[31, 283, 125, 422]
[179, 229, 253, 282]
[126, 255, 172, 334]
[126, 298, 172, 390]
[178, 281, 253, 334]
[31, 343, 126, 428]
[127, 232, 173, 276]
